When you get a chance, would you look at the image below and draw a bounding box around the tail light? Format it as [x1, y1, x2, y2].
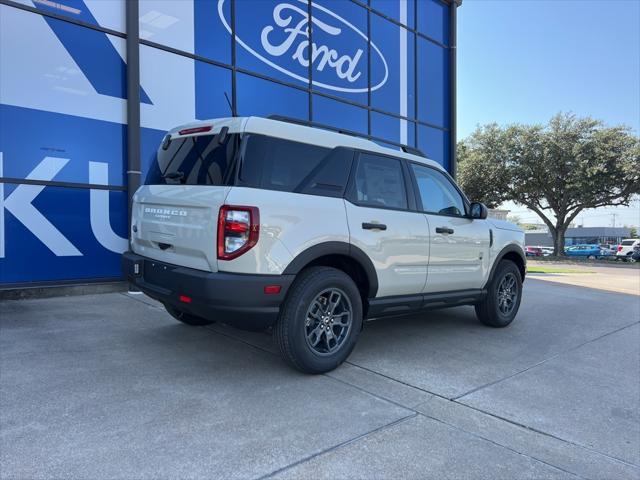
[217, 205, 259, 260]
[618, 245, 623, 252]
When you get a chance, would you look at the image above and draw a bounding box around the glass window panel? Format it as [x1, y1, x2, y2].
[311, 0, 368, 104]
[0, 104, 126, 187]
[370, 0, 415, 28]
[354, 153, 407, 209]
[140, 44, 197, 131]
[235, 0, 310, 87]
[145, 133, 241, 186]
[236, 73, 309, 121]
[0, 185, 127, 284]
[411, 163, 464, 216]
[417, 0, 449, 45]
[417, 124, 448, 168]
[195, 61, 233, 120]
[12, 0, 125, 33]
[417, 37, 449, 128]
[194, 0, 232, 64]
[371, 15, 415, 118]
[240, 135, 353, 196]
[312, 95, 367, 135]
[371, 111, 400, 146]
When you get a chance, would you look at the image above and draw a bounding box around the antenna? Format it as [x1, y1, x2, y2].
[223, 92, 233, 116]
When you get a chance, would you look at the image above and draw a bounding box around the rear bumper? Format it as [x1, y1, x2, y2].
[122, 251, 294, 331]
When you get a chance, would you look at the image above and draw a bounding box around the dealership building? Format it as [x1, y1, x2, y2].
[0, 0, 459, 288]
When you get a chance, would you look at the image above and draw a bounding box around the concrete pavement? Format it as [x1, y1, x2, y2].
[527, 261, 640, 295]
[1, 278, 638, 479]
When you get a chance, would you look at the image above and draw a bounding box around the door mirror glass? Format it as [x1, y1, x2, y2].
[470, 202, 488, 219]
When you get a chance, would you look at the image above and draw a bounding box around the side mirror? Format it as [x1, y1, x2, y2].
[470, 202, 488, 220]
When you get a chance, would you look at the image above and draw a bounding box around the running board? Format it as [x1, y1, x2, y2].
[367, 289, 485, 318]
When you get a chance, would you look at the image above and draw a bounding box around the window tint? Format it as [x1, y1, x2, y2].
[353, 154, 407, 209]
[411, 163, 465, 216]
[240, 135, 352, 196]
[145, 133, 240, 186]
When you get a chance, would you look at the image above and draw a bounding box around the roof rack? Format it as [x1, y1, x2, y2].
[266, 115, 426, 158]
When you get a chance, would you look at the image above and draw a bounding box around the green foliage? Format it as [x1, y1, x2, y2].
[458, 113, 640, 254]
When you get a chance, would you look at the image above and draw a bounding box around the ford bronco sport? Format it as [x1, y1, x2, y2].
[122, 116, 526, 374]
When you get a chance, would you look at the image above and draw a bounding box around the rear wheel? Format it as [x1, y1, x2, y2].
[275, 267, 363, 374]
[475, 260, 522, 328]
[164, 304, 215, 326]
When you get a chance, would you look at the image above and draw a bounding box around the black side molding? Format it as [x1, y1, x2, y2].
[368, 289, 485, 319]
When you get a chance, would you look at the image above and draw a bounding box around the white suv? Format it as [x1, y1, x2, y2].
[616, 239, 640, 260]
[122, 117, 526, 373]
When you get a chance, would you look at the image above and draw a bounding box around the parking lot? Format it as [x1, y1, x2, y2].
[1, 275, 639, 479]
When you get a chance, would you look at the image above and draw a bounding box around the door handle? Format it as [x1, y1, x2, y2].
[436, 227, 454, 234]
[362, 222, 387, 231]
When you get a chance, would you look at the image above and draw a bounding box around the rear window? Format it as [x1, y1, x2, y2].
[621, 240, 636, 246]
[145, 133, 241, 185]
[238, 134, 353, 197]
[353, 153, 408, 209]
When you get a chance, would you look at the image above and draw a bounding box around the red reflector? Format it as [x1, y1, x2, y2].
[178, 125, 212, 135]
[179, 295, 192, 303]
[264, 285, 281, 295]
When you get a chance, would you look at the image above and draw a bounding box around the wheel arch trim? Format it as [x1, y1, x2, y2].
[282, 241, 379, 298]
[486, 244, 527, 288]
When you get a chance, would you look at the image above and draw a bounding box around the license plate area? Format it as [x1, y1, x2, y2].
[143, 260, 177, 285]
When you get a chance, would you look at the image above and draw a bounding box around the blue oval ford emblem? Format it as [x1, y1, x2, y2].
[217, 0, 389, 93]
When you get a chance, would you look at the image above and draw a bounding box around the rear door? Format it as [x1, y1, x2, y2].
[131, 126, 242, 272]
[408, 162, 490, 293]
[345, 152, 429, 298]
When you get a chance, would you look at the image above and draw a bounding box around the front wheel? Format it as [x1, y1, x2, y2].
[475, 260, 522, 328]
[274, 267, 363, 374]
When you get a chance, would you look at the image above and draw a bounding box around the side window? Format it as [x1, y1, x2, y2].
[240, 135, 351, 196]
[411, 164, 466, 216]
[353, 153, 408, 209]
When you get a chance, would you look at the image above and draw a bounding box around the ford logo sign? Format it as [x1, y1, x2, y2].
[217, 0, 388, 93]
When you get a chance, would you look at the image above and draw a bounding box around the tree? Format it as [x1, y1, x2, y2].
[458, 113, 640, 255]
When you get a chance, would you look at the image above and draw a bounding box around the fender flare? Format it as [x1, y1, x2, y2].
[485, 244, 527, 288]
[283, 241, 379, 298]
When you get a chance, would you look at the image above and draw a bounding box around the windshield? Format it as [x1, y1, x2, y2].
[145, 133, 241, 185]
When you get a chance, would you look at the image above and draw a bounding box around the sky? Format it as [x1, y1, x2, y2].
[457, 0, 640, 228]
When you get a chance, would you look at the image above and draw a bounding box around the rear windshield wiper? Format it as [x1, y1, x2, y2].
[162, 171, 184, 181]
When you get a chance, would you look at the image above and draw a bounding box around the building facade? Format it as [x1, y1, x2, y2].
[525, 227, 633, 248]
[0, 0, 459, 287]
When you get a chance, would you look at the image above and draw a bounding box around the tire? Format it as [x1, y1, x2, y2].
[274, 266, 363, 374]
[587, 255, 596, 260]
[164, 304, 215, 326]
[475, 260, 522, 328]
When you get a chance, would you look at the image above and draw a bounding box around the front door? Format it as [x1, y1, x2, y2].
[408, 162, 490, 292]
[345, 153, 429, 298]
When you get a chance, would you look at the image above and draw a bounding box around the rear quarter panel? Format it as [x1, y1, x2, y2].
[219, 187, 349, 274]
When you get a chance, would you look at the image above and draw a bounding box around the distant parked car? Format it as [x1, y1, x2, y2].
[525, 246, 543, 257]
[616, 239, 640, 261]
[540, 247, 554, 256]
[565, 244, 603, 260]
